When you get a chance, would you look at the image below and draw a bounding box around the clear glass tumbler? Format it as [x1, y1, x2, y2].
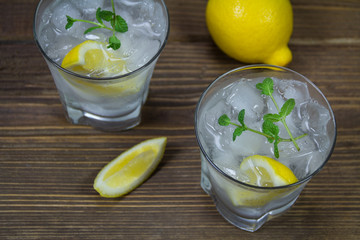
[33, 0, 169, 131]
[195, 65, 337, 232]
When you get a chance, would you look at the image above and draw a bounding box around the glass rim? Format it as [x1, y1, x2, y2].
[33, 0, 170, 82]
[194, 64, 337, 190]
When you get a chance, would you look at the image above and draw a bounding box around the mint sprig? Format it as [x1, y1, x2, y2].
[256, 78, 300, 151]
[218, 78, 307, 158]
[65, 0, 128, 50]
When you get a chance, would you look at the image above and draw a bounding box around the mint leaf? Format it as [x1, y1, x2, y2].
[64, 0, 128, 51]
[218, 114, 231, 126]
[99, 10, 114, 22]
[238, 109, 245, 126]
[108, 34, 121, 50]
[263, 113, 281, 122]
[96, 8, 103, 24]
[280, 98, 295, 118]
[233, 127, 244, 141]
[263, 117, 281, 158]
[217, 77, 306, 158]
[262, 120, 279, 143]
[256, 77, 274, 96]
[112, 15, 128, 33]
[65, 15, 75, 29]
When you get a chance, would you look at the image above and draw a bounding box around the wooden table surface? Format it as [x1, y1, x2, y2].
[1, 0, 360, 239]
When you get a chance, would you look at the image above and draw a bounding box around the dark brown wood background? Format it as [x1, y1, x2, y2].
[1, 0, 359, 239]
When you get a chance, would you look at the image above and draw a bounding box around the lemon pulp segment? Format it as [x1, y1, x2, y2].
[239, 155, 298, 187]
[61, 40, 127, 77]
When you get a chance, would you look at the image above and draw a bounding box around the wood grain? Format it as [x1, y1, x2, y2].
[0, 0, 360, 239]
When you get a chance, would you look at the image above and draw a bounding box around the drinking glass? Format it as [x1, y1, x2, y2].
[34, 0, 169, 131]
[195, 65, 337, 231]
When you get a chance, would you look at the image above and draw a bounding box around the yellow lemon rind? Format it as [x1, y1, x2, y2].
[205, 0, 293, 66]
[227, 155, 298, 207]
[93, 137, 167, 198]
[60, 40, 145, 96]
[61, 40, 103, 70]
[239, 155, 298, 187]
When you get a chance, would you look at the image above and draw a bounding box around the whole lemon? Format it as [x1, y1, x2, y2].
[206, 0, 293, 66]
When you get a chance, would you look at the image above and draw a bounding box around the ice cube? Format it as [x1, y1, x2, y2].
[278, 135, 317, 160]
[300, 100, 331, 134]
[40, 8, 52, 26]
[226, 80, 265, 121]
[201, 100, 234, 153]
[126, 38, 161, 70]
[50, 1, 81, 32]
[312, 133, 331, 153]
[53, 35, 83, 62]
[305, 151, 326, 174]
[277, 132, 328, 180]
[277, 112, 303, 139]
[138, 0, 156, 21]
[115, 1, 142, 27]
[132, 22, 162, 38]
[265, 86, 285, 114]
[123, 0, 167, 36]
[228, 125, 271, 157]
[213, 151, 240, 180]
[116, 0, 155, 25]
[287, 151, 325, 179]
[278, 79, 310, 103]
[118, 0, 143, 7]
[39, 26, 58, 51]
[73, 0, 103, 15]
[150, 2, 167, 34]
[212, 151, 251, 182]
[199, 121, 233, 155]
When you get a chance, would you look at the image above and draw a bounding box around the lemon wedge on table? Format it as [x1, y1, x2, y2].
[94, 137, 167, 198]
[226, 155, 298, 207]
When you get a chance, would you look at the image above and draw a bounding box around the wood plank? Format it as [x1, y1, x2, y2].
[0, 0, 359, 239]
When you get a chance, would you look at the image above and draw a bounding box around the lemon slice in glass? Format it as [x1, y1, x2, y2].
[239, 155, 298, 187]
[60, 40, 142, 96]
[61, 40, 127, 77]
[226, 155, 298, 207]
[93, 137, 167, 198]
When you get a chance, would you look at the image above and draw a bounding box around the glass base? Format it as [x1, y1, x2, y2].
[212, 193, 297, 232]
[64, 105, 141, 131]
[201, 168, 298, 232]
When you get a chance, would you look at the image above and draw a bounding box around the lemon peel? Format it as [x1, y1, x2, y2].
[93, 137, 167, 198]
